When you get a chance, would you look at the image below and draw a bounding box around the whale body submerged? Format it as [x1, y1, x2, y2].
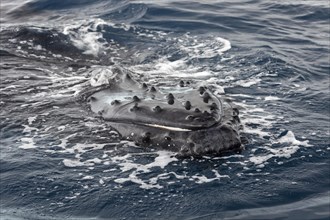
[82, 67, 243, 156]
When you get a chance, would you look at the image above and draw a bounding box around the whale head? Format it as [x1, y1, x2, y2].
[84, 66, 243, 156]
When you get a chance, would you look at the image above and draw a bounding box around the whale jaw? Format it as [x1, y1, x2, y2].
[110, 118, 242, 157]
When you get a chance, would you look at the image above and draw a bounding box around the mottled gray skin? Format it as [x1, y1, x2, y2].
[84, 66, 243, 156]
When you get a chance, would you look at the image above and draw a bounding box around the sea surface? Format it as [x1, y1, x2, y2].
[0, 0, 329, 219]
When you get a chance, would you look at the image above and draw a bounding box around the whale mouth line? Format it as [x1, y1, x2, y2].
[144, 123, 192, 132]
[104, 119, 208, 131]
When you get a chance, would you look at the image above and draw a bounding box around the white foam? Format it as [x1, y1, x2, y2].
[243, 115, 275, 127]
[236, 78, 261, 87]
[112, 151, 178, 189]
[33, 44, 44, 51]
[57, 126, 66, 131]
[278, 131, 311, 147]
[130, 33, 231, 81]
[22, 124, 39, 133]
[179, 35, 231, 58]
[0, 85, 17, 92]
[27, 116, 37, 125]
[63, 143, 107, 155]
[204, 77, 225, 94]
[216, 37, 231, 53]
[115, 151, 177, 173]
[249, 154, 274, 165]
[89, 67, 114, 86]
[236, 99, 313, 166]
[131, 58, 213, 80]
[191, 170, 229, 184]
[82, 176, 94, 180]
[110, 150, 233, 189]
[99, 178, 105, 185]
[238, 103, 275, 138]
[264, 96, 280, 101]
[57, 134, 76, 149]
[145, 151, 178, 169]
[65, 195, 78, 200]
[114, 171, 163, 189]
[230, 94, 255, 98]
[86, 158, 102, 164]
[19, 137, 37, 149]
[63, 18, 108, 56]
[243, 127, 270, 138]
[62, 159, 85, 168]
[269, 145, 300, 159]
[249, 130, 311, 165]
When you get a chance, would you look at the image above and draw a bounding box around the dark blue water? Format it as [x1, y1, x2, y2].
[0, 0, 329, 219]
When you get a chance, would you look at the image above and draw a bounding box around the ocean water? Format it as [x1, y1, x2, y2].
[0, 0, 329, 219]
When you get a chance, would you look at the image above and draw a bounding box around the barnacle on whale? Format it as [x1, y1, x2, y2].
[82, 66, 243, 156]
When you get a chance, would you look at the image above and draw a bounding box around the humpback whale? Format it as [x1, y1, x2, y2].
[81, 67, 243, 156]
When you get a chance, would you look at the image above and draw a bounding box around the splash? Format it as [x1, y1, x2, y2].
[63, 18, 108, 57]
